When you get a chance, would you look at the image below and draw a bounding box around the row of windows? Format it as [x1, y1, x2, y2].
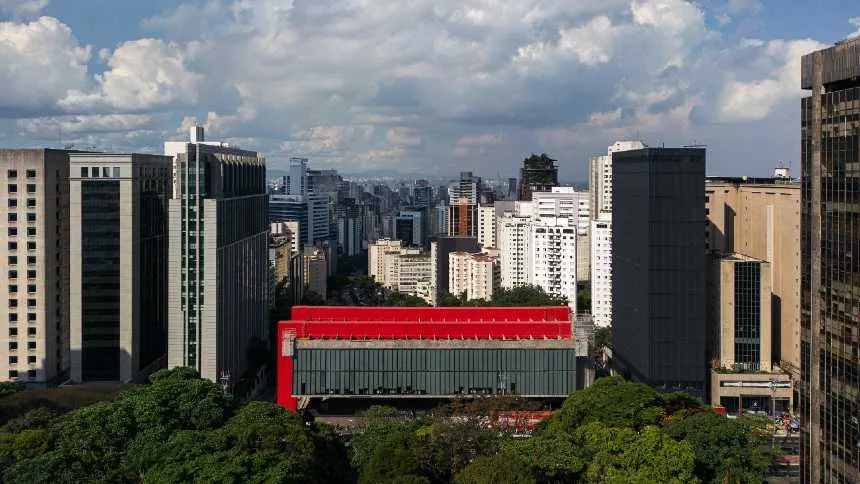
[7, 213, 38, 223]
[7, 356, 38, 365]
[6, 284, 38, 293]
[8, 270, 38, 279]
[8, 299, 39, 308]
[7, 199, 36, 208]
[7, 227, 36, 237]
[7, 313, 38, 322]
[7, 370, 38, 379]
[6, 170, 37, 179]
[8, 328, 37, 336]
[7, 242, 37, 251]
[7, 256, 37, 265]
[80, 167, 121, 178]
[7, 184, 37, 194]
[8, 341, 37, 350]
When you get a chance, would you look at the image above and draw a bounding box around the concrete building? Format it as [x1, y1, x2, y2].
[590, 216, 613, 328]
[498, 214, 532, 289]
[165, 126, 268, 385]
[271, 221, 300, 256]
[448, 251, 501, 302]
[394, 211, 423, 247]
[532, 187, 590, 282]
[799, 40, 860, 484]
[368, 239, 402, 284]
[611, 147, 706, 397]
[709, 254, 792, 416]
[447, 197, 477, 237]
[303, 247, 327, 299]
[530, 217, 577, 313]
[588, 140, 646, 221]
[704, 176, 801, 377]
[518, 154, 558, 201]
[0, 149, 72, 384]
[69, 153, 172, 383]
[269, 193, 330, 247]
[269, 235, 292, 306]
[477, 205, 496, 249]
[284, 157, 308, 196]
[430, 237, 480, 304]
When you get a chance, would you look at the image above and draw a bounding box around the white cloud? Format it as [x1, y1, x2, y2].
[0, 0, 49, 17]
[385, 127, 423, 148]
[849, 17, 860, 38]
[0, 17, 90, 111]
[16, 114, 153, 136]
[60, 38, 202, 111]
[457, 133, 503, 147]
[588, 108, 623, 127]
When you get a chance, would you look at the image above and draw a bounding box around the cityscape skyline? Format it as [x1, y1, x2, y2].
[1, 2, 857, 179]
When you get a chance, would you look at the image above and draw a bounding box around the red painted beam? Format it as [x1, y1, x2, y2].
[289, 306, 571, 323]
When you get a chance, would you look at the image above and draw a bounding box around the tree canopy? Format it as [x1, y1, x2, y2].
[439, 285, 567, 307]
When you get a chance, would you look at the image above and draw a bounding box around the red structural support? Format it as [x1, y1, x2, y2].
[276, 306, 573, 411]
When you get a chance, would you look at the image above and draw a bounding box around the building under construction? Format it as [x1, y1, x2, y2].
[277, 306, 579, 412]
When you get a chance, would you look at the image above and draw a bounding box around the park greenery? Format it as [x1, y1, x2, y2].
[0, 372, 778, 483]
[439, 285, 568, 307]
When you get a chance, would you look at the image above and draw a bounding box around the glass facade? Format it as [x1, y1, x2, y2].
[178, 153, 207, 370]
[733, 261, 761, 371]
[800, 44, 860, 483]
[81, 181, 120, 380]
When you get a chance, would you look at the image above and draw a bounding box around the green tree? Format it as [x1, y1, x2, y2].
[454, 454, 537, 484]
[0, 382, 24, 398]
[491, 285, 567, 306]
[594, 326, 612, 349]
[576, 288, 591, 312]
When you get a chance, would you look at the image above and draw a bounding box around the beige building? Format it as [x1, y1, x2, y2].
[449, 251, 500, 302]
[388, 253, 432, 303]
[69, 153, 172, 383]
[368, 238, 403, 284]
[303, 247, 328, 299]
[271, 221, 300, 256]
[705, 177, 801, 378]
[0, 149, 71, 384]
[269, 236, 292, 307]
[710, 254, 792, 415]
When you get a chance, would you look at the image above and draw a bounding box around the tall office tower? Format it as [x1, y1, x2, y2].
[285, 157, 308, 196]
[709, 255, 793, 416]
[303, 247, 328, 299]
[517, 154, 558, 201]
[335, 198, 361, 257]
[165, 126, 268, 384]
[590, 216, 613, 328]
[449, 251, 501, 302]
[394, 211, 423, 247]
[430, 237, 480, 304]
[589, 140, 647, 220]
[498, 214, 532, 288]
[433, 203, 449, 236]
[0, 149, 71, 384]
[447, 197, 478, 237]
[308, 169, 341, 198]
[269, 193, 330, 247]
[477, 205, 496, 248]
[507, 178, 517, 199]
[704, 176, 801, 403]
[530, 217, 578, 313]
[69, 153, 171, 382]
[413, 180, 433, 209]
[800, 41, 860, 484]
[611, 147, 706, 396]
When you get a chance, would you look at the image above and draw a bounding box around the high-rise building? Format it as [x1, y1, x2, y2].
[0, 149, 71, 384]
[165, 126, 268, 384]
[271, 221, 300, 256]
[590, 216, 613, 328]
[448, 251, 500, 302]
[303, 247, 327, 299]
[430, 237, 480, 304]
[269, 193, 330, 247]
[335, 198, 362, 257]
[611, 147, 706, 396]
[284, 157, 308, 196]
[368, 238, 402, 284]
[704, 176, 801, 393]
[498, 214, 532, 289]
[69, 153, 172, 382]
[800, 40, 860, 484]
[530, 216, 577, 313]
[447, 197, 477, 237]
[533, 187, 591, 282]
[477, 205, 496, 249]
[394, 211, 423, 247]
[413, 180, 433, 209]
[709, 254, 792, 416]
[517, 154, 558, 201]
[589, 140, 647, 221]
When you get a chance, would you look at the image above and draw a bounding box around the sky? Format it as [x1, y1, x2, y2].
[0, 0, 857, 180]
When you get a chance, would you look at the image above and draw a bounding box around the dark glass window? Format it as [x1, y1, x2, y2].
[25, 170, 35, 178]
[26, 184, 35, 194]
[81, 167, 88, 177]
[734, 261, 761, 371]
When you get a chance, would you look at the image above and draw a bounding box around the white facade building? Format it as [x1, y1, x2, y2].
[498, 214, 532, 288]
[530, 217, 577, 313]
[477, 205, 496, 249]
[368, 239, 402, 284]
[589, 140, 646, 220]
[448, 252, 501, 302]
[590, 216, 613, 327]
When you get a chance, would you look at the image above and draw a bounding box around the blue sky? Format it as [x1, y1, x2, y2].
[0, 0, 857, 179]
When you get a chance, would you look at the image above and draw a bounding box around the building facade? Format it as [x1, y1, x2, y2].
[477, 205, 496, 249]
[394, 211, 423, 247]
[588, 140, 646, 221]
[799, 40, 860, 483]
[303, 247, 328, 299]
[69, 153, 171, 383]
[165, 126, 269, 384]
[530, 217, 577, 313]
[590, 216, 613, 328]
[498, 214, 532, 289]
[449, 251, 501, 302]
[430, 237, 480, 304]
[0, 149, 71, 384]
[518, 154, 558, 201]
[611, 147, 706, 396]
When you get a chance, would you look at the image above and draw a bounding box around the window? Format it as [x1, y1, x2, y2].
[26, 227, 35, 237]
[7, 169, 16, 179]
[8, 342, 17, 350]
[8, 328, 17, 337]
[26, 285, 35, 294]
[9, 313, 17, 322]
[8, 256, 16, 265]
[7, 199, 16, 208]
[8, 184, 16, 194]
[25, 170, 35, 178]
[26, 242, 35, 251]
[26, 256, 35, 265]
[27, 342, 36, 350]
[8, 299, 17, 308]
[27, 270, 35, 279]
[27, 370, 36, 379]
[102, 167, 110, 178]
[26, 199, 35, 208]
[113, 167, 121, 177]
[9, 285, 17, 294]
[8, 227, 16, 237]
[27, 313, 36, 322]
[27, 356, 36, 365]
[27, 299, 36, 308]
[26, 184, 35, 194]
[91, 167, 99, 178]
[8, 270, 16, 279]
[80, 167, 88, 177]
[8, 357, 16, 365]
[7, 242, 16, 251]
[27, 327, 36, 337]
[7, 213, 16, 222]
[26, 213, 35, 223]
[8, 371, 17, 379]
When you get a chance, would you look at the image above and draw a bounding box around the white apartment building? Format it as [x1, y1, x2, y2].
[498, 214, 532, 288]
[449, 251, 500, 302]
[533, 187, 591, 282]
[590, 216, 613, 327]
[386, 252, 433, 304]
[589, 140, 646, 220]
[368, 239, 403, 284]
[477, 205, 496, 249]
[530, 217, 577, 313]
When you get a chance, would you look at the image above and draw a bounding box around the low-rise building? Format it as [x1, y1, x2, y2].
[448, 251, 501, 302]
